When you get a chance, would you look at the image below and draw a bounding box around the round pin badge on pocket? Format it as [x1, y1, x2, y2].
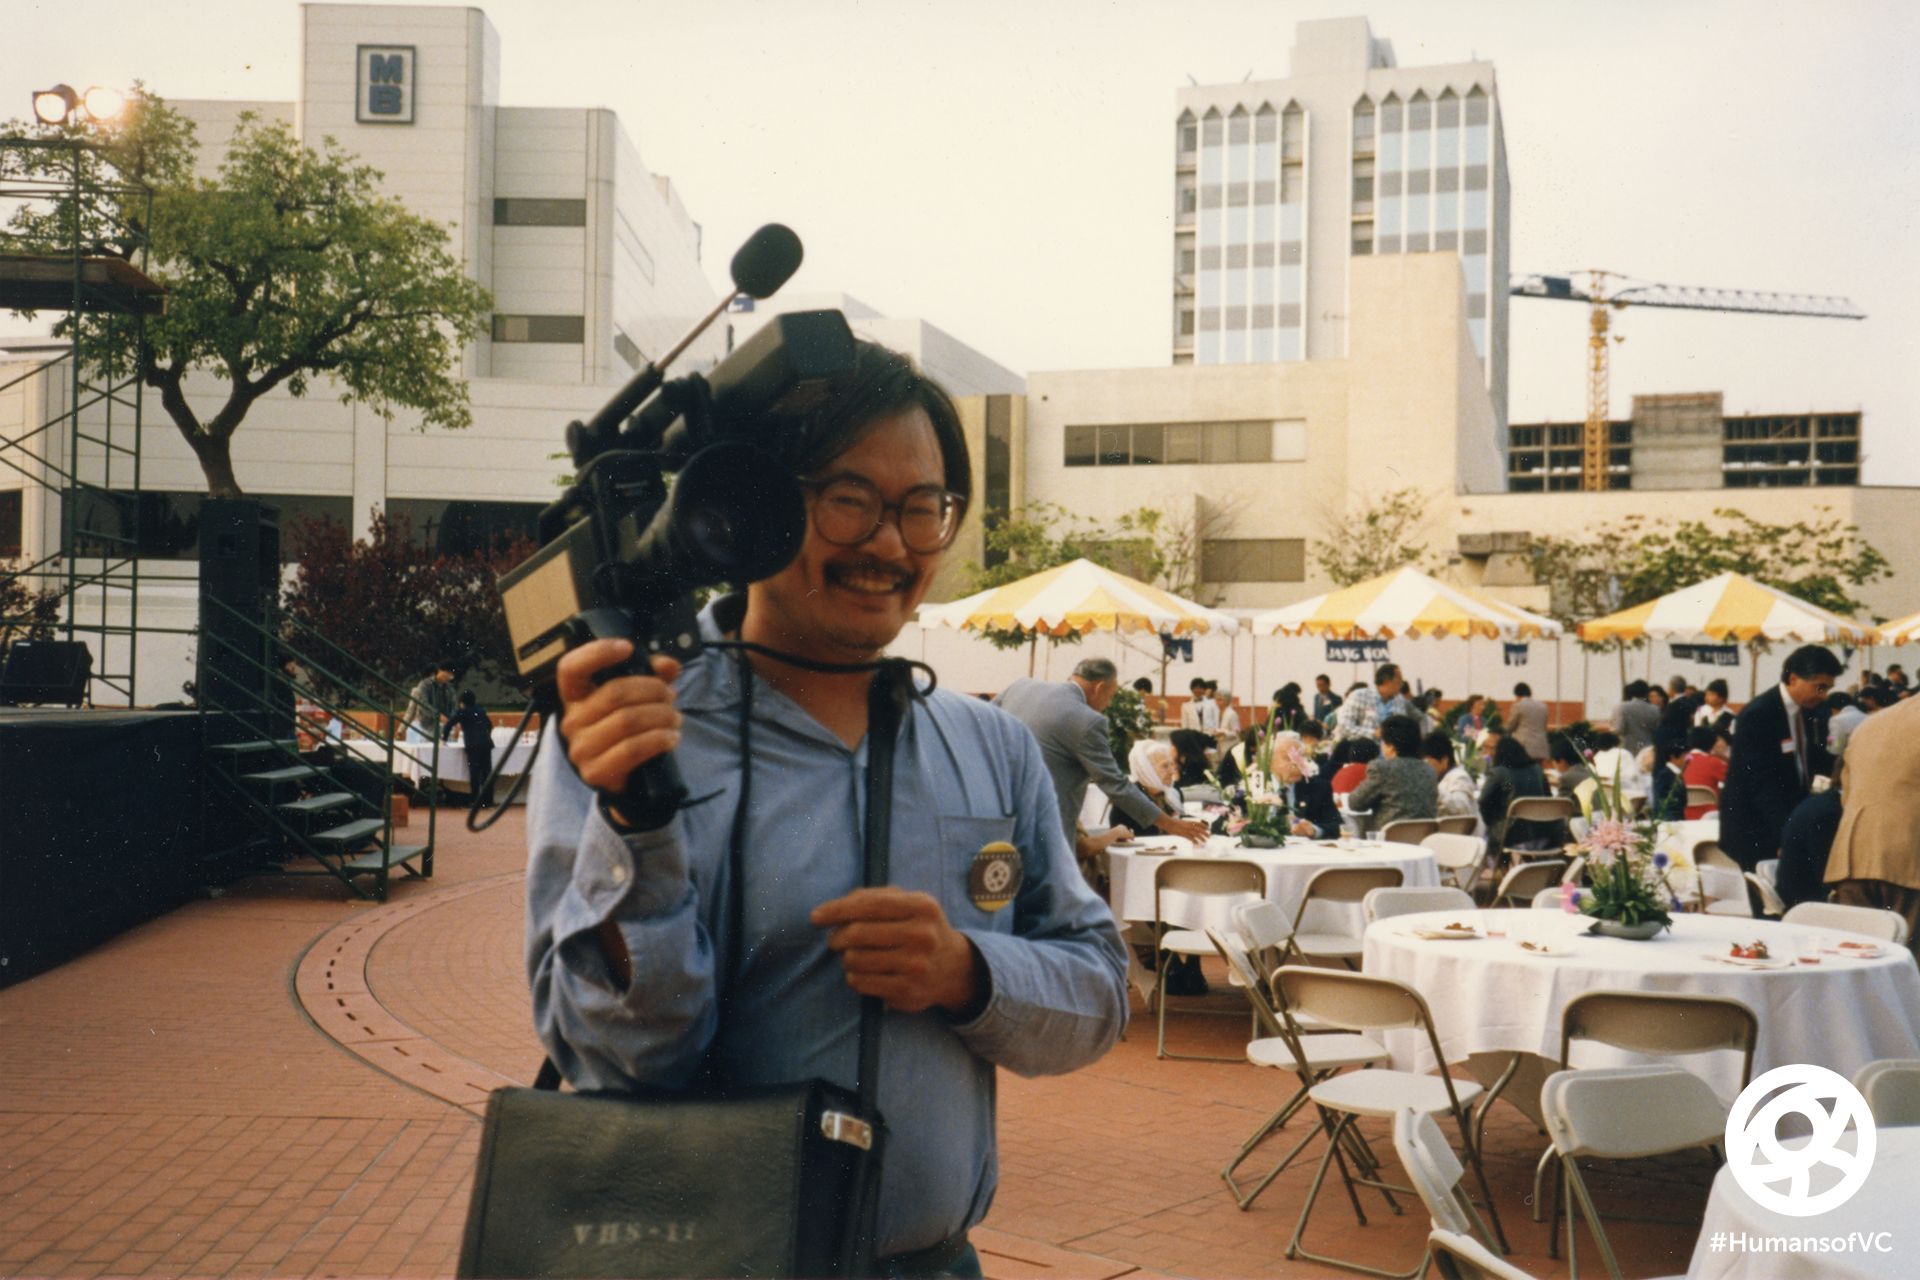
[968, 841, 1024, 912]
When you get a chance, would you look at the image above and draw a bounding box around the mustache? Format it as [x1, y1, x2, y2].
[824, 558, 914, 588]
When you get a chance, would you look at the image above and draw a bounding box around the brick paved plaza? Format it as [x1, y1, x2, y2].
[1, 805, 1701, 1278]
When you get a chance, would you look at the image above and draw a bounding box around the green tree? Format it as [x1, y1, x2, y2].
[1312, 487, 1437, 587]
[1524, 518, 1653, 654]
[4, 91, 493, 497]
[1103, 684, 1156, 776]
[1622, 508, 1889, 620]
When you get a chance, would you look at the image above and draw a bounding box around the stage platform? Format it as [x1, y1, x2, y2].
[0, 707, 203, 988]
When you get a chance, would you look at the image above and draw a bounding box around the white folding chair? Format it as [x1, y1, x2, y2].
[1428, 1229, 1539, 1280]
[1435, 814, 1479, 837]
[1391, 1108, 1503, 1259]
[1273, 966, 1507, 1276]
[1379, 818, 1439, 846]
[1560, 855, 1587, 886]
[1422, 832, 1488, 897]
[1541, 991, 1755, 1264]
[1782, 900, 1910, 944]
[1491, 859, 1566, 909]
[1744, 872, 1787, 920]
[1699, 864, 1752, 917]
[1853, 1059, 1920, 1127]
[1208, 928, 1387, 1209]
[1684, 785, 1719, 812]
[1290, 864, 1406, 968]
[1542, 1066, 1728, 1280]
[1363, 885, 1476, 924]
[1153, 857, 1266, 1060]
[1529, 887, 1564, 910]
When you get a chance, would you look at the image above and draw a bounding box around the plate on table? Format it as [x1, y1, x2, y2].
[1706, 953, 1796, 970]
[1409, 924, 1482, 941]
[1833, 940, 1888, 960]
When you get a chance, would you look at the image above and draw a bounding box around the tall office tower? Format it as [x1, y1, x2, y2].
[1172, 16, 1509, 425]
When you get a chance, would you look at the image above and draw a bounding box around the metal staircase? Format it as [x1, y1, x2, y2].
[197, 597, 439, 902]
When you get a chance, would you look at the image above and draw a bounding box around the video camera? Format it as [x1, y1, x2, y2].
[497, 224, 855, 829]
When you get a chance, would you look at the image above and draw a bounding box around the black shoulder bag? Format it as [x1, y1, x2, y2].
[457, 657, 917, 1279]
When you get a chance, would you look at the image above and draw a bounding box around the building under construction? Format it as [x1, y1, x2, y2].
[1508, 393, 1863, 493]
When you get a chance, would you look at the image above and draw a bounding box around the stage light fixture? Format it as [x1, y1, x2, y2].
[83, 86, 126, 121]
[32, 85, 78, 125]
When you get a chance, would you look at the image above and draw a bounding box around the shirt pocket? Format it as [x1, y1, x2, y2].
[935, 813, 1020, 934]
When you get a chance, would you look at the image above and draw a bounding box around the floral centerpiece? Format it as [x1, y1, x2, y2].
[1563, 764, 1682, 937]
[1209, 731, 1315, 847]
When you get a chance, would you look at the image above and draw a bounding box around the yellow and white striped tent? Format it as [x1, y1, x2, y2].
[918, 558, 1238, 637]
[1249, 566, 1562, 639]
[1875, 610, 1920, 646]
[1576, 571, 1880, 645]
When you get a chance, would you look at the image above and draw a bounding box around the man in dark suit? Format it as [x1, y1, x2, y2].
[995, 657, 1210, 847]
[1719, 645, 1844, 870]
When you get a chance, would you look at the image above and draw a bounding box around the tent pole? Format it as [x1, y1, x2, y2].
[1554, 636, 1563, 730]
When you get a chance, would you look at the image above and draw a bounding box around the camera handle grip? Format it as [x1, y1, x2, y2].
[565, 608, 690, 832]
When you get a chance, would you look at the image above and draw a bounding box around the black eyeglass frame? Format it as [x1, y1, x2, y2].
[798, 474, 969, 554]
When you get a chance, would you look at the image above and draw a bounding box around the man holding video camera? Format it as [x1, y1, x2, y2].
[525, 340, 1128, 1277]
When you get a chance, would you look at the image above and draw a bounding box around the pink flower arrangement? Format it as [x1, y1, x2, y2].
[1579, 818, 1641, 867]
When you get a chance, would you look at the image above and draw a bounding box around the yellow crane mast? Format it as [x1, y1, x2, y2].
[1511, 271, 1865, 491]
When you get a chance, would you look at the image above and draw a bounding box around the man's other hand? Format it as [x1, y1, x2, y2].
[811, 888, 984, 1016]
[1155, 813, 1211, 843]
[557, 640, 682, 799]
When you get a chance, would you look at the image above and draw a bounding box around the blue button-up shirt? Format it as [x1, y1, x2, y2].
[525, 609, 1128, 1255]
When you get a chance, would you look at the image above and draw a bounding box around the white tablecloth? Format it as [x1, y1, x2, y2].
[1110, 839, 1440, 938]
[1363, 909, 1920, 1103]
[1689, 1128, 1916, 1279]
[341, 727, 536, 787]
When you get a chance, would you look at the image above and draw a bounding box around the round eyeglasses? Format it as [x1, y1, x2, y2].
[801, 475, 967, 554]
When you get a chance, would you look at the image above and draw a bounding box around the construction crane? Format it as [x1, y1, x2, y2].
[1510, 270, 1865, 490]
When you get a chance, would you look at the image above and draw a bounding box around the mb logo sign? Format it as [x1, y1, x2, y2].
[356, 45, 416, 124]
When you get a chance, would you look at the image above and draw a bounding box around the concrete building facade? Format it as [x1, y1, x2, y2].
[1172, 16, 1510, 434]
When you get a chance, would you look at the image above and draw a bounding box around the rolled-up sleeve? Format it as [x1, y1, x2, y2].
[524, 726, 717, 1091]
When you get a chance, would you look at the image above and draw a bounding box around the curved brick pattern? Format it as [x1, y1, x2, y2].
[295, 875, 529, 1116]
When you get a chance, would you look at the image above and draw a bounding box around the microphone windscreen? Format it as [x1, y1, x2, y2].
[730, 224, 804, 299]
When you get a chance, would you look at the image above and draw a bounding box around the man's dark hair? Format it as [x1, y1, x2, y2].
[1132, 676, 1153, 693]
[1592, 730, 1622, 751]
[1299, 719, 1325, 742]
[793, 339, 971, 505]
[1417, 730, 1455, 768]
[1374, 663, 1400, 687]
[1316, 674, 1332, 687]
[1687, 725, 1718, 752]
[1379, 714, 1421, 758]
[1859, 685, 1893, 710]
[459, 690, 477, 707]
[1826, 691, 1855, 713]
[1547, 733, 1584, 767]
[1513, 682, 1532, 697]
[1624, 680, 1650, 700]
[1072, 657, 1118, 684]
[1190, 677, 1208, 693]
[1706, 678, 1730, 698]
[1347, 738, 1382, 766]
[1782, 645, 1845, 682]
[435, 659, 457, 674]
[1491, 735, 1536, 770]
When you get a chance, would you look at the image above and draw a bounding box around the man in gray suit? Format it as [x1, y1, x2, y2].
[996, 658, 1211, 847]
[1507, 682, 1550, 761]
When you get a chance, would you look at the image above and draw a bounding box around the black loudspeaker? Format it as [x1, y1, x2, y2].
[198, 499, 282, 725]
[0, 640, 94, 707]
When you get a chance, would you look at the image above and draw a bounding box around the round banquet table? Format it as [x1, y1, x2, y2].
[341, 727, 537, 788]
[1109, 837, 1440, 937]
[1362, 909, 1920, 1103]
[1688, 1127, 1917, 1279]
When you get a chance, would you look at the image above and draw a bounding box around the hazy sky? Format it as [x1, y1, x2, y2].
[9, 0, 1918, 481]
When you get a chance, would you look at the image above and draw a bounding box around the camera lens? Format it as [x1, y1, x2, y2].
[683, 504, 741, 567]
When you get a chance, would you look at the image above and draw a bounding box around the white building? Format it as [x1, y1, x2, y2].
[1172, 16, 1510, 433]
